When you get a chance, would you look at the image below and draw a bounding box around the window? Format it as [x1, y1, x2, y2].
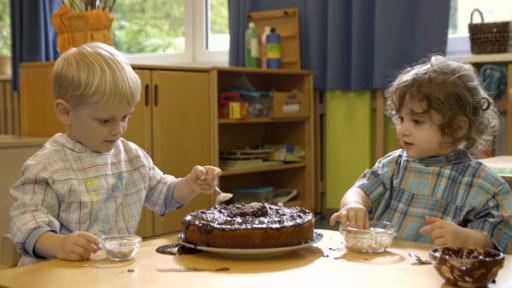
[0, 0, 10, 56]
[447, 0, 512, 59]
[114, 0, 229, 65]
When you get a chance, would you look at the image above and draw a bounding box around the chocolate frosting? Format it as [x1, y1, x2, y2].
[183, 203, 313, 231]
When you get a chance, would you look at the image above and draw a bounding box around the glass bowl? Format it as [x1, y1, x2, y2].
[100, 235, 142, 261]
[429, 246, 504, 287]
[340, 221, 396, 253]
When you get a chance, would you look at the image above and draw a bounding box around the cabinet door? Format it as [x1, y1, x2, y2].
[19, 62, 65, 137]
[126, 69, 152, 154]
[124, 69, 154, 237]
[152, 70, 214, 235]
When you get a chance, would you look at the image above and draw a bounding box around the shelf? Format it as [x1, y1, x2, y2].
[215, 67, 315, 212]
[221, 162, 306, 176]
[496, 98, 507, 112]
[218, 118, 307, 124]
[464, 53, 512, 64]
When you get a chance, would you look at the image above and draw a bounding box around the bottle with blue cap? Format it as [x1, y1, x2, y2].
[266, 27, 281, 69]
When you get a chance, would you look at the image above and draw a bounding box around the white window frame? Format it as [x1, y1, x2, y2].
[194, 0, 229, 64]
[125, 0, 228, 66]
[446, 34, 471, 61]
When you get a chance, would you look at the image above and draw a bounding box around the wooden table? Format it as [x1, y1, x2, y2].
[480, 156, 512, 188]
[0, 229, 510, 288]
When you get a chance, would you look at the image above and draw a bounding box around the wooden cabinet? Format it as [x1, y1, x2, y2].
[18, 63, 316, 236]
[125, 68, 214, 236]
[19, 62, 65, 137]
[213, 67, 316, 211]
[464, 53, 512, 155]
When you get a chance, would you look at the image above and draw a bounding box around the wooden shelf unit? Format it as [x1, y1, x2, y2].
[464, 53, 512, 155]
[213, 67, 315, 212]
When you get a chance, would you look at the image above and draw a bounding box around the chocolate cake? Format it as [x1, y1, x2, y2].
[182, 202, 314, 248]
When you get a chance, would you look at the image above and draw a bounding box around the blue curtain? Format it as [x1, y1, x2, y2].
[10, 0, 60, 91]
[228, 0, 450, 90]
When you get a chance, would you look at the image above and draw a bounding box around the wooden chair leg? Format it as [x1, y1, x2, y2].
[1, 234, 20, 268]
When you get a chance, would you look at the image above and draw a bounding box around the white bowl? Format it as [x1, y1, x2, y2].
[101, 235, 142, 261]
[340, 221, 396, 253]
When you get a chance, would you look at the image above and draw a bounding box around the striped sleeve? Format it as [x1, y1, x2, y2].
[9, 161, 61, 257]
[355, 150, 400, 210]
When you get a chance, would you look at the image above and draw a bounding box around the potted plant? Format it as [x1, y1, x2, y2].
[0, 0, 11, 75]
[52, 0, 117, 53]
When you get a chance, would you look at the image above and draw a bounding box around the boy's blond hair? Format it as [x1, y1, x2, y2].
[52, 42, 140, 107]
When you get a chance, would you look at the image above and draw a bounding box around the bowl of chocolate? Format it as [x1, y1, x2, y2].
[428, 246, 504, 287]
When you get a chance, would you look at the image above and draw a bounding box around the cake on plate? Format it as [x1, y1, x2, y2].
[182, 202, 314, 248]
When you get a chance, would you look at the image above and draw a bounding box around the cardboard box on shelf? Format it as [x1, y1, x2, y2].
[271, 90, 309, 118]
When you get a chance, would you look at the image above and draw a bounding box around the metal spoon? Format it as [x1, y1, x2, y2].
[213, 185, 233, 206]
[408, 252, 432, 265]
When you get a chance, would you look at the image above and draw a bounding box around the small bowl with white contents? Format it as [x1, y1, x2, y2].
[340, 221, 396, 253]
[100, 235, 142, 261]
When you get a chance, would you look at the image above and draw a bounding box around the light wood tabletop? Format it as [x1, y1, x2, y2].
[0, 229, 510, 288]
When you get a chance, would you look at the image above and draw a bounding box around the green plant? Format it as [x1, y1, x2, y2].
[62, 0, 116, 12]
[0, 0, 11, 55]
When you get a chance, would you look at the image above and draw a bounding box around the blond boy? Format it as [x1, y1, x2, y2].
[10, 42, 221, 265]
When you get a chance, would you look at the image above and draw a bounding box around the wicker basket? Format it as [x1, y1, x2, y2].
[468, 9, 510, 54]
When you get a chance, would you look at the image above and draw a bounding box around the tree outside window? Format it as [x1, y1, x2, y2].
[0, 0, 11, 56]
[112, 0, 185, 54]
[111, 0, 229, 60]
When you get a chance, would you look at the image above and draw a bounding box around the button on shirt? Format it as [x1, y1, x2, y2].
[10, 133, 183, 265]
[356, 149, 512, 252]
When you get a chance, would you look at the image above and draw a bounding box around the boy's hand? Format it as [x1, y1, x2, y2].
[419, 216, 467, 246]
[174, 165, 222, 204]
[329, 203, 369, 230]
[55, 231, 100, 261]
[184, 165, 222, 195]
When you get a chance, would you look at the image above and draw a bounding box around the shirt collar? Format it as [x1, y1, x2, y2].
[403, 149, 472, 166]
[52, 133, 92, 154]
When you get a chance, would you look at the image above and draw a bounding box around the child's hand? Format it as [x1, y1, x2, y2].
[419, 216, 467, 246]
[187, 165, 222, 194]
[178, 165, 222, 197]
[55, 231, 100, 261]
[329, 203, 369, 230]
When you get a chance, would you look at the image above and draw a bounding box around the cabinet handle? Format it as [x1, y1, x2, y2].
[144, 84, 149, 106]
[154, 84, 159, 107]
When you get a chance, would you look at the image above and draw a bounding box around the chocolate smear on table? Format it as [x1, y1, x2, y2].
[156, 243, 201, 255]
[158, 267, 230, 272]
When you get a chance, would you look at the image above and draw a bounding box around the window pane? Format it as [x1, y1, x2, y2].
[449, 0, 512, 35]
[0, 0, 11, 55]
[206, 0, 229, 51]
[112, 0, 185, 54]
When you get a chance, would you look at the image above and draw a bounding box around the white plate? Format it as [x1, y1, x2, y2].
[178, 231, 323, 258]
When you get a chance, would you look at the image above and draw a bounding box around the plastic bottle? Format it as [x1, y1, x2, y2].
[260, 26, 272, 68]
[245, 22, 260, 68]
[266, 27, 281, 69]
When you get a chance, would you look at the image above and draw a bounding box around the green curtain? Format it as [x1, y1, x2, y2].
[385, 116, 398, 153]
[326, 90, 398, 209]
[326, 90, 374, 209]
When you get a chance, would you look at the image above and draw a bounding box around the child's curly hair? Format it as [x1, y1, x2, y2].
[384, 55, 500, 152]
